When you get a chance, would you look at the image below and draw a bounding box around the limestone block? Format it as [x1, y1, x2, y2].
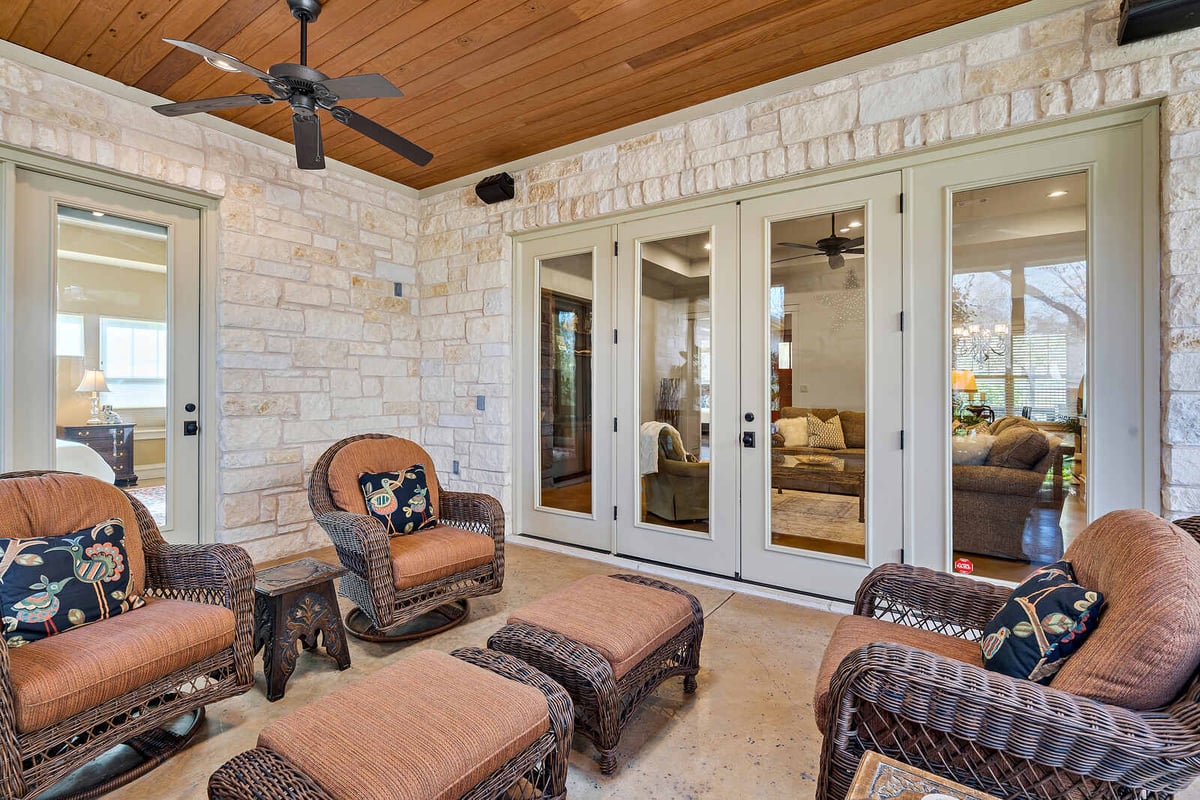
[964, 43, 1085, 98]
[860, 64, 963, 125]
[220, 417, 283, 450]
[780, 94, 858, 143]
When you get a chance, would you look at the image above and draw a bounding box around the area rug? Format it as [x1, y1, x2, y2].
[770, 489, 864, 546]
[126, 485, 166, 526]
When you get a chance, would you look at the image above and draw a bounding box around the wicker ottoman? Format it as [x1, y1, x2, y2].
[207, 648, 573, 800]
[488, 574, 704, 774]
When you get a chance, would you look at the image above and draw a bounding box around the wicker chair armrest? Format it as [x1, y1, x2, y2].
[0, 637, 19, 798]
[854, 563, 1010, 640]
[452, 646, 574, 744]
[829, 642, 1200, 771]
[438, 490, 504, 544]
[208, 748, 335, 800]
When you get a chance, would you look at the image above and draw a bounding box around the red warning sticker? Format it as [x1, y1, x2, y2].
[953, 558, 974, 575]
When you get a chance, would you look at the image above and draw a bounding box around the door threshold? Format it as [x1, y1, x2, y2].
[510, 534, 853, 615]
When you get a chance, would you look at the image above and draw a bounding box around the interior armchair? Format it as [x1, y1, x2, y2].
[642, 426, 709, 523]
[813, 509, 1200, 800]
[0, 471, 255, 800]
[308, 434, 504, 642]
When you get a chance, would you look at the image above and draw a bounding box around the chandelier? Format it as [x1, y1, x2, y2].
[953, 322, 1009, 362]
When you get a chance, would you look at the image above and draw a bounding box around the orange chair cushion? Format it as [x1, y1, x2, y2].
[7, 597, 234, 733]
[259, 650, 550, 800]
[507, 575, 694, 679]
[1053, 509, 1200, 709]
[0, 473, 146, 596]
[327, 438, 440, 517]
[813, 615, 982, 730]
[389, 525, 494, 590]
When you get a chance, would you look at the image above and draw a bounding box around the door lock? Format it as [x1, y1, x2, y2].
[183, 420, 199, 436]
[742, 431, 755, 448]
[744, 412, 755, 422]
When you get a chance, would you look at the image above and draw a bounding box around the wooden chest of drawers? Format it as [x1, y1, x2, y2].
[57, 424, 138, 486]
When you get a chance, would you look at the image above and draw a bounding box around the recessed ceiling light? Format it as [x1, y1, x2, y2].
[204, 53, 241, 72]
[848, 221, 862, 228]
[91, 211, 105, 217]
[1047, 190, 1069, 198]
[703, 242, 711, 250]
[839, 228, 851, 233]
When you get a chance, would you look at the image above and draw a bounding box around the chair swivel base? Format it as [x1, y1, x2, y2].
[344, 599, 469, 642]
[39, 707, 205, 800]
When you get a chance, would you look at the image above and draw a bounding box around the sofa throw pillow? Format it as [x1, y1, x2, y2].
[985, 426, 1050, 470]
[360, 465, 438, 535]
[776, 416, 808, 447]
[981, 560, 1104, 684]
[952, 433, 996, 465]
[0, 519, 146, 647]
[807, 414, 846, 450]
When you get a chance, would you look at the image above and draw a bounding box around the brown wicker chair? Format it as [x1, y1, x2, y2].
[0, 470, 255, 800]
[308, 434, 504, 641]
[815, 510, 1200, 800]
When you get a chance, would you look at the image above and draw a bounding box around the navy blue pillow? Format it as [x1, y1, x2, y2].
[0, 519, 146, 647]
[360, 465, 437, 535]
[981, 560, 1104, 683]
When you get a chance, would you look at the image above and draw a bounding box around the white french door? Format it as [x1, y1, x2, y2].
[516, 227, 614, 551]
[738, 173, 905, 597]
[614, 205, 739, 576]
[10, 170, 203, 544]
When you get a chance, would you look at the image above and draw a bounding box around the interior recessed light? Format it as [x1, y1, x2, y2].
[703, 242, 711, 250]
[839, 227, 851, 234]
[1047, 190, 1069, 198]
[848, 220, 862, 228]
[204, 53, 241, 72]
[91, 211, 105, 217]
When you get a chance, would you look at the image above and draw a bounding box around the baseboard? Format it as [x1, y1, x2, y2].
[134, 463, 165, 480]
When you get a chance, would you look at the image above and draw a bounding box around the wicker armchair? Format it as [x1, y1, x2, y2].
[815, 510, 1200, 800]
[308, 434, 504, 640]
[0, 471, 255, 800]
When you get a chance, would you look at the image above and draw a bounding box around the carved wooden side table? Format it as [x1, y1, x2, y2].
[848, 752, 1001, 800]
[253, 557, 351, 701]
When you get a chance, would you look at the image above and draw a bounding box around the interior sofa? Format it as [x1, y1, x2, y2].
[771, 407, 866, 462]
[952, 416, 1065, 561]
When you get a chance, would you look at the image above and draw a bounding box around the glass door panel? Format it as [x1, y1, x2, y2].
[616, 205, 738, 576]
[949, 173, 1088, 581]
[739, 173, 903, 599]
[518, 228, 613, 551]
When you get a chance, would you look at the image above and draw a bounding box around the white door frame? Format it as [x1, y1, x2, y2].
[514, 225, 615, 551]
[739, 172, 904, 598]
[906, 117, 1160, 573]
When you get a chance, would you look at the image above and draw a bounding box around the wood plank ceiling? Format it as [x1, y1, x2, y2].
[1, 0, 1029, 189]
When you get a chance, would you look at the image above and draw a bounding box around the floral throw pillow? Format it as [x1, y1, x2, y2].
[0, 519, 145, 647]
[360, 465, 438, 535]
[981, 560, 1104, 684]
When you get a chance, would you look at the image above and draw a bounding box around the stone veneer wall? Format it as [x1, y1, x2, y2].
[416, 0, 1200, 520]
[0, 56, 420, 562]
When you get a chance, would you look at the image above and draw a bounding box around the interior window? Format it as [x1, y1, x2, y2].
[99, 317, 168, 408]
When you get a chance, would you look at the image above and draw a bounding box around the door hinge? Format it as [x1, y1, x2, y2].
[613, 328, 618, 344]
[613, 505, 618, 521]
[899, 311, 904, 331]
[613, 241, 619, 256]
[899, 192, 905, 213]
[900, 548, 905, 563]
[900, 429, 905, 449]
[613, 417, 618, 433]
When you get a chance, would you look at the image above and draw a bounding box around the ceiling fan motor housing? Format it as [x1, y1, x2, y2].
[287, 0, 321, 22]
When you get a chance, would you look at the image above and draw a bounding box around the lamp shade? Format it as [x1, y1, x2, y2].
[76, 369, 110, 394]
[951, 369, 977, 392]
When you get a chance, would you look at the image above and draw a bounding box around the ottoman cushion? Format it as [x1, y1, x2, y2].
[507, 575, 694, 679]
[258, 650, 550, 800]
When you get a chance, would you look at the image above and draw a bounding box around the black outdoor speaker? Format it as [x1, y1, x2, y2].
[475, 172, 515, 204]
[1119, 0, 1200, 44]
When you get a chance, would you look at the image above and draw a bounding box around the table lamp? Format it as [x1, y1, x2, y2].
[76, 369, 110, 424]
[951, 369, 977, 398]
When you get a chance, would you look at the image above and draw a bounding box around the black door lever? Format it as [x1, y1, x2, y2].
[742, 431, 755, 448]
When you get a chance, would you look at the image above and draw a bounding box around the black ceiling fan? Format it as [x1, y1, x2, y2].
[151, 0, 432, 171]
[774, 213, 864, 269]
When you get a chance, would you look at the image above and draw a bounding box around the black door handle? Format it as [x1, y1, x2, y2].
[183, 420, 199, 436]
[742, 431, 755, 448]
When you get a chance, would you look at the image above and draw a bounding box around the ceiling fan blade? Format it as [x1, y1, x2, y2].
[778, 242, 824, 252]
[163, 38, 285, 94]
[293, 114, 326, 170]
[846, 237, 865, 248]
[331, 106, 432, 166]
[314, 74, 403, 103]
[844, 248, 865, 254]
[152, 93, 276, 117]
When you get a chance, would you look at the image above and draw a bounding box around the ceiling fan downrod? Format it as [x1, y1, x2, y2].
[288, 0, 321, 66]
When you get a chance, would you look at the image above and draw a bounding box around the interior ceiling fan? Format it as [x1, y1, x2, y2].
[774, 213, 864, 269]
[151, 0, 431, 171]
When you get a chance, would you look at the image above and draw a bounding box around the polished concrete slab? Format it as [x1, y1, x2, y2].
[110, 542, 1199, 799]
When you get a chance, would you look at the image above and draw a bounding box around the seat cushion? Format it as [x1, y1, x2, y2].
[508, 575, 694, 679]
[390, 525, 494, 590]
[7, 597, 234, 733]
[813, 615, 982, 730]
[1053, 510, 1200, 709]
[327, 437, 440, 517]
[259, 650, 550, 800]
[0, 472, 145, 596]
[840, 410, 866, 449]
